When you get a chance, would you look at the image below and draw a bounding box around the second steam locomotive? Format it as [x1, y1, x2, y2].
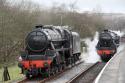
[96, 29, 120, 62]
[18, 25, 81, 78]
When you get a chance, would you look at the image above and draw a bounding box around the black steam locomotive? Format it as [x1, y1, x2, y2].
[96, 29, 120, 62]
[18, 25, 81, 78]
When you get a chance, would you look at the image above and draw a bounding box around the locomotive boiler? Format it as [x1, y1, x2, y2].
[18, 25, 81, 78]
[96, 29, 120, 62]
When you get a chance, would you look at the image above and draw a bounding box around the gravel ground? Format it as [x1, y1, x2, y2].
[77, 62, 105, 83]
[46, 62, 93, 83]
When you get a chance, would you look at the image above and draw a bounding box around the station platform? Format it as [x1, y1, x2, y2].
[94, 44, 125, 83]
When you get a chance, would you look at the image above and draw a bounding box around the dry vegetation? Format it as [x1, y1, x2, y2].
[0, 0, 125, 67]
[0, 0, 39, 66]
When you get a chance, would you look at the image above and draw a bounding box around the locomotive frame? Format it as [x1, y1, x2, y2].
[18, 25, 81, 78]
[96, 29, 120, 62]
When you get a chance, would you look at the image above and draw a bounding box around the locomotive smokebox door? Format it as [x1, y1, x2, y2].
[26, 31, 48, 52]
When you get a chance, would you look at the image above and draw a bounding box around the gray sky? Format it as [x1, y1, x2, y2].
[30, 0, 125, 13]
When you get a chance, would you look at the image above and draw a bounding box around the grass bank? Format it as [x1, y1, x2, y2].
[0, 65, 24, 83]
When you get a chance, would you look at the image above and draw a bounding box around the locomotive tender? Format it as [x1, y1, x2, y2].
[18, 25, 81, 78]
[96, 29, 120, 62]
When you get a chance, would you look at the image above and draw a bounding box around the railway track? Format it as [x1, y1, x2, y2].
[67, 62, 106, 83]
[17, 61, 84, 83]
[17, 62, 105, 83]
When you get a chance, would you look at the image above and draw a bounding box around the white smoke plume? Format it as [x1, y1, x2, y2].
[82, 32, 101, 63]
[111, 30, 124, 37]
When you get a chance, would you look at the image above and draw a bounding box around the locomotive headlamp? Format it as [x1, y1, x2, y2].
[44, 62, 49, 67]
[111, 50, 115, 53]
[18, 56, 22, 61]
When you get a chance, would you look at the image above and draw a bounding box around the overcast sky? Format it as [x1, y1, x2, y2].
[30, 0, 125, 13]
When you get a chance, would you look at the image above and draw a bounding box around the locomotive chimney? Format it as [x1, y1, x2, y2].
[104, 29, 108, 32]
[35, 25, 43, 28]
